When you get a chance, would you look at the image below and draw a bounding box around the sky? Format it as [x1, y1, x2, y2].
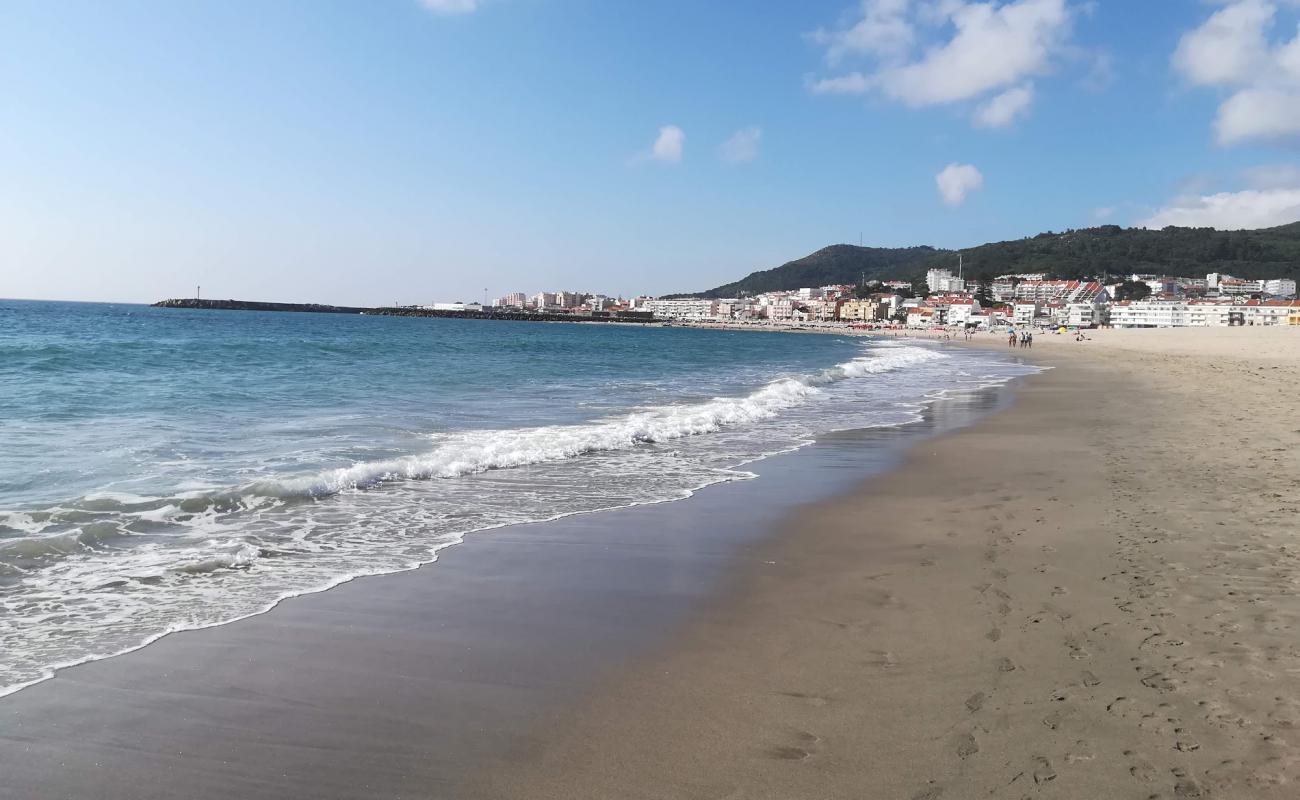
[3, 0, 1300, 305]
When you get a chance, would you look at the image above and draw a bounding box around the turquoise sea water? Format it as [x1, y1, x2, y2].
[0, 299, 1035, 695]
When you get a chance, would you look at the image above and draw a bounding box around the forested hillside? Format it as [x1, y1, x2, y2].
[679, 223, 1300, 298]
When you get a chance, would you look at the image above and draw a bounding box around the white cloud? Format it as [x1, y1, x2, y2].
[1139, 187, 1300, 230]
[808, 0, 1076, 127]
[720, 127, 762, 164]
[973, 83, 1035, 127]
[809, 0, 915, 63]
[1173, 1, 1300, 145]
[638, 125, 684, 164]
[935, 162, 985, 206]
[417, 0, 479, 14]
[1215, 87, 1300, 144]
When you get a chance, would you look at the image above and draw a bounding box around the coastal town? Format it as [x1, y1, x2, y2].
[424, 267, 1300, 329]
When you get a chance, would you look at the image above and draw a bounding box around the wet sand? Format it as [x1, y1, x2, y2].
[469, 328, 1300, 799]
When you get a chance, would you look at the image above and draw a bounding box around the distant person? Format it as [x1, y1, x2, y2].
[1008, 331, 1016, 348]
[1027, 333, 1033, 348]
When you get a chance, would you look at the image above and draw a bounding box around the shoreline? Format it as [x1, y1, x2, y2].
[0, 348, 1022, 800]
[3, 328, 1295, 798]
[0, 336, 1010, 703]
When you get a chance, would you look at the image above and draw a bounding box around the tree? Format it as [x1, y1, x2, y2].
[1113, 280, 1152, 301]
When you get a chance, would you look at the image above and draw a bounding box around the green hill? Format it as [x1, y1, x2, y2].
[677, 223, 1300, 298]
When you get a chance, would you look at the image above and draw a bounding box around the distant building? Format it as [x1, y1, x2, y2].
[926, 268, 966, 294]
[640, 298, 719, 320]
[1110, 298, 1300, 328]
[1263, 278, 1297, 298]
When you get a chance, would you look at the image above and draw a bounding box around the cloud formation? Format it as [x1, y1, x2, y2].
[936, 163, 985, 206]
[1172, 1, 1300, 145]
[417, 0, 478, 14]
[973, 83, 1035, 128]
[1139, 188, 1300, 229]
[720, 127, 762, 164]
[639, 125, 685, 164]
[809, 0, 1076, 128]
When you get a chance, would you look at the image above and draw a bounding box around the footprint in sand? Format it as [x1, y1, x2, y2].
[985, 627, 1002, 642]
[864, 650, 899, 670]
[996, 657, 1017, 673]
[777, 691, 831, 708]
[1124, 750, 1158, 782]
[955, 732, 980, 759]
[1032, 757, 1057, 784]
[766, 730, 820, 761]
[1065, 740, 1096, 763]
[965, 692, 986, 713]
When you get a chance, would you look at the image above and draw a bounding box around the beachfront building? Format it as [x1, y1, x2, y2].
[715, 298, 759, 320]
[838, 298, 890, 322]
[765, 298, 796, 322]
[1109, 300, 1190, 328]
[1242, 299, 1300, 325]
[1013, 302, 1039, 326]
[925, 296, 980, 325]
[639, 299, 719, 320]
[1064, 301, 1106, 328]
[799, 297, 842, 322]
[906, 307, 938, 327]
[1111, 299, 1300, 327]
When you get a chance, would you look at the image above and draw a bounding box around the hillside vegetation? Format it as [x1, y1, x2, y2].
[678, 223, 1300, 298]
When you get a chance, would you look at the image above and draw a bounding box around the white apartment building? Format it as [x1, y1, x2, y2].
[1065, 301, 1105, 327]
[494, 292, 527, 308]
[1263, 279, 1297, 298]
[942, 299, 980, 325]
[640, 299, 720, 320]
[532, 292, 560, 310]
[1112, 299, 1300, 327]
[926, 269, 966, 294]
[1013, 302, 1040, 326]
[1110, 300, 1189, 328]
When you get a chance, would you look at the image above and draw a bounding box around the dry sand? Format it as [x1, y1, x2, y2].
[468, 327, 1300, 799]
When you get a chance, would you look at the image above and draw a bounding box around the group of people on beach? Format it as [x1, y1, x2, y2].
[1009, 330, 1033, 348]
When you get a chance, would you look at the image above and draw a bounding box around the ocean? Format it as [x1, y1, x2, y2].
[0, 299, 1036, 696]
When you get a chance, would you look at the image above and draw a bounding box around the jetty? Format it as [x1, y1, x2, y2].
[151, 298, 658, 324]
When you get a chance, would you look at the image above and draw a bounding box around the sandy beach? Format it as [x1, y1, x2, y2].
[467, 327, 1300, 799]
[3, 327, 1297, 799]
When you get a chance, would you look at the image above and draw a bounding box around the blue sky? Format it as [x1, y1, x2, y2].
[3, 0, 1300, 304]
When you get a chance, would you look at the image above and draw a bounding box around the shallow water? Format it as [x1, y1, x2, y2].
[0, 299, 1037, 695]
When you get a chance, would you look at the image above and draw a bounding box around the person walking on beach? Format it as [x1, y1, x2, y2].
[1027, 332, 1033, 348]
[1008, 330, 1016, 348]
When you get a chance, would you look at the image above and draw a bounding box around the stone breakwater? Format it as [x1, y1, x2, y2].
[152, 298, 658, 323]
